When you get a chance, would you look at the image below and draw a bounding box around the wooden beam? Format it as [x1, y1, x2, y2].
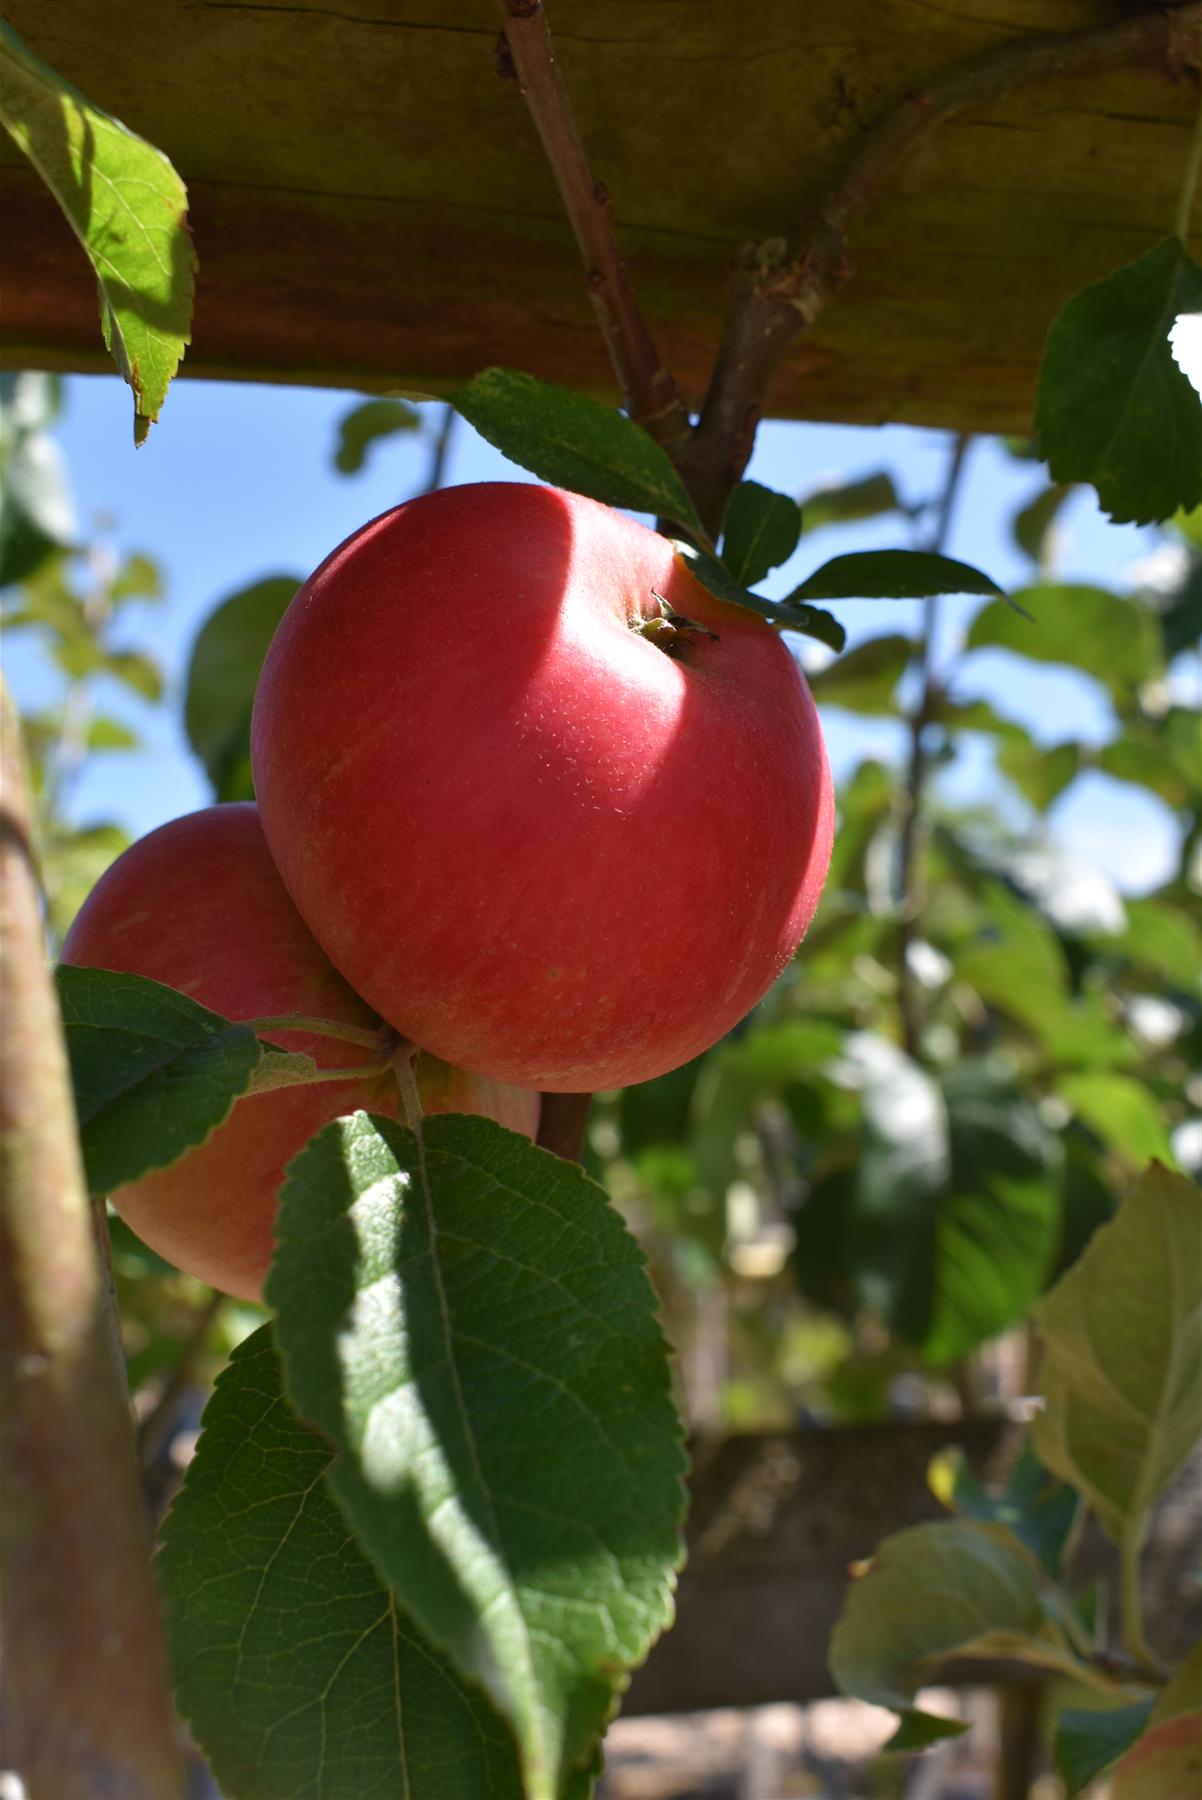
[1, 1, 1196, 430]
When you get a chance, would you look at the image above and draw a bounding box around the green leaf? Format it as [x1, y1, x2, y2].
[1031, 1162, 1202, 1544]
[668, 539, 845, 649]
[333, 397, 421, 474]
[21, 711, 137, 760]
[1036, 236, 1202, 526]
[795, 1044, 1061, 1361]
[185, 576, 299, 801]
[451, 367, 703, 535]
[966, 584, 1161, 702]
[268, 1111, 686, 1800]
[920, 1061, 1061, 1363]
[0, 22, 195, 444]
[109, 550, 163, 604]
[1098, 734, 1198, 810]
[48, 632, 163, 699]
[956, 945, 1134, 1070]
[806, 634, 911, 715]
[86, 716, 139, 751]
[105, 648, 163, 700]
[0, 376, 75, 586]
[1013, 482, 1073, 565]
[1056, 1700, 1157, 1797]
[1112, 899, 1202, 995]
[932, 696, 1030, 743]
[939, 1443, 1079, 1577]
[158, 1326, 539, 1800]
[720, 481, 801, 585]
[55, 965, 260, 1193]
[1059, 1072, 1175, 1167]
[997, 738, 1081, 812]
[1154, 552, 1202, 660]
[791, 549, 1002, 603]
[829, 1519, 1052, 1743]
[43, 821, 131, 944]
[799, 470, 902, 533]
[689, 1018, 845, 1196]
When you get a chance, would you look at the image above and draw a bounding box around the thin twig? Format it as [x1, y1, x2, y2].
[422, 404, 457, 495]
[497, 0, 691, 454]
[681, 4, 1202, 533]
[896, 433, 970, 1059]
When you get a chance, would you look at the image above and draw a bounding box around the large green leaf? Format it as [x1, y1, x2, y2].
[791, 549, 1002, 603]
[268, 1111, 686, 1800]
[1036, 236, 1202, 526]
[1031, 1163, 1202, 1544]
[0, 23, 195, 444]
[450, 367, 702, 535]
[184, 576, 299, 801]
[965, 584, 1161, 701]
[829, 1519, 1053, 1745]
[56, 965, 260, 1193]
[159, 1326, 545, 1800]
[720, 481, 801, 586]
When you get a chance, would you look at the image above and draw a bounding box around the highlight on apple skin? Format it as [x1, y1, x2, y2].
[252, 481, 834, 1093]
[60, 803, 541, 1300]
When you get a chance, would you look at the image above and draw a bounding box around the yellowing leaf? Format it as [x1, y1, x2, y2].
[1031, 1163, 1202, 1544]
[0, 23, 195, 443]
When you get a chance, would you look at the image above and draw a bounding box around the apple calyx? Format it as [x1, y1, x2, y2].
[634, 593, 721, 658]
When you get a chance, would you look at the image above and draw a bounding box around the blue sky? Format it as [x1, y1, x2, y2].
[4, 372, 1186, 894]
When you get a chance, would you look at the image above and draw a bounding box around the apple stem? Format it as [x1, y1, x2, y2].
[242, 1013, 389, 1049]
[286, 1053, 399, 1086]
[391, 1044, 425, 1134]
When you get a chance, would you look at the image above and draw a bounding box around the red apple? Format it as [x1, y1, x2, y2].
[252, 482, 834, 1091]
[253, 478, 834, 1087]
[60, 803, 540, 1300]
